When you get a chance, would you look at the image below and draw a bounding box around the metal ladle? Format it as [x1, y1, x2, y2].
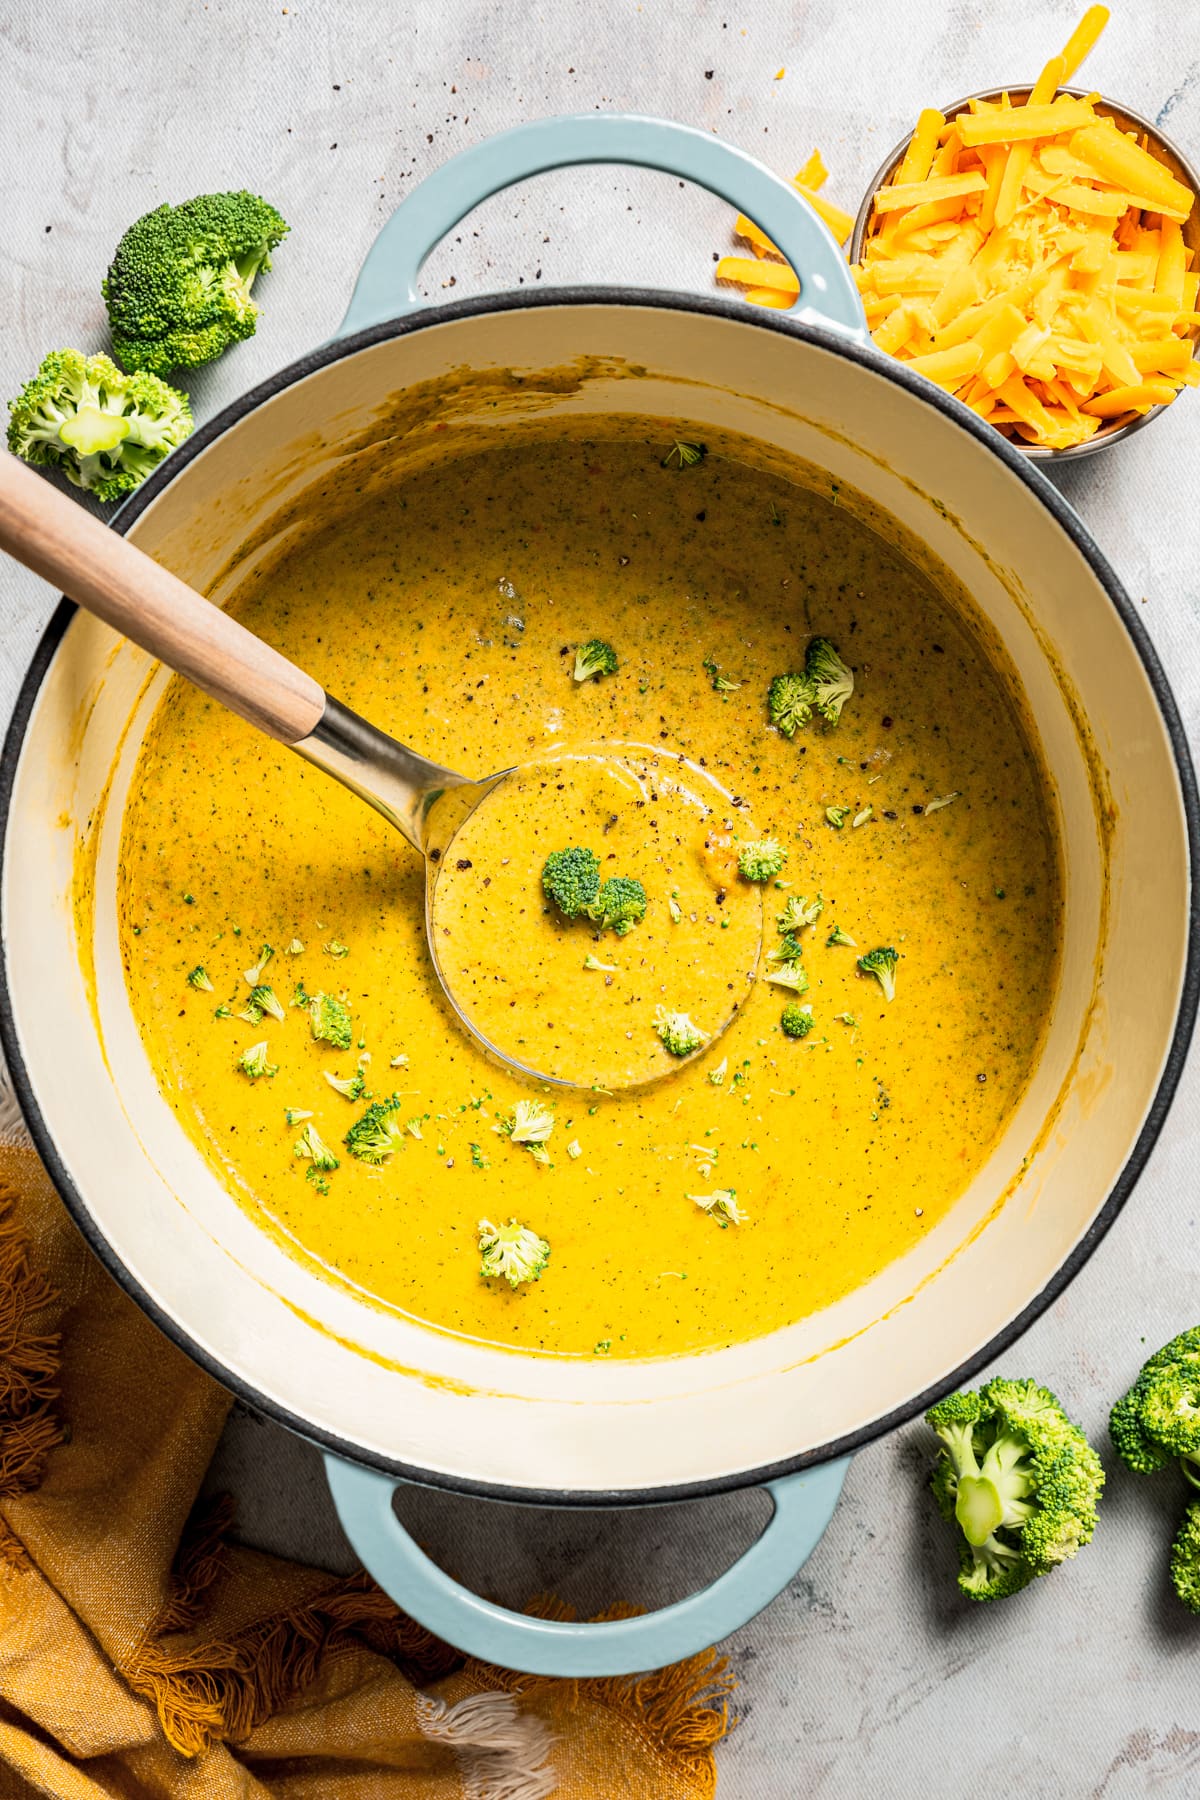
[0, 452, 756, 1089]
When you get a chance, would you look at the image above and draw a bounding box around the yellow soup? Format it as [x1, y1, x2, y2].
[116, 426, 1061, 1360]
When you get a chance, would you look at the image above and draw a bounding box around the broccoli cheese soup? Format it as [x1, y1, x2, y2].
[116, 426, 1061, 1359]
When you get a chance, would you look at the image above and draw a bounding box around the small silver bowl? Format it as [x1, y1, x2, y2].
[849, 87, 1200, 460]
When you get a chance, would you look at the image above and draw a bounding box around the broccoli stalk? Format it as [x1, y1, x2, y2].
[1110, 1329, 1200, 1612]
[244, 943, 275, 984]
[102, 191, 288, 376]
[7, 350, 193, 500]
[857, 946, 899, 1002]
[653, 1007, 708, 1058]
[737, 839, 788, 882]
[927, 1378, 1104, 1602]
[573, 639, 619, 682]
[478, 1217, 551, 1287]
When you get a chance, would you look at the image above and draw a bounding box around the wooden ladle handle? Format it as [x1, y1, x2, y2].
[0, 453, 325, 744]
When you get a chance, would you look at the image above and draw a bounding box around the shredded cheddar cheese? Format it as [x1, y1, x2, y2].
[715, 6, 1199, 449]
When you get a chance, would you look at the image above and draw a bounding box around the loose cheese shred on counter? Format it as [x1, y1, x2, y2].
[714, 6, 1199, 449]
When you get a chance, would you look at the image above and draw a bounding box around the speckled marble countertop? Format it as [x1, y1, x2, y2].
[3, 2, 1199, 1791]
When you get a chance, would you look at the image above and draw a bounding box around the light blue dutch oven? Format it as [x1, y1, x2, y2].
[2, 116, 1196, 1678]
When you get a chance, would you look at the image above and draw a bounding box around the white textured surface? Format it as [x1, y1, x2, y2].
[2, 1, 1199, 1792]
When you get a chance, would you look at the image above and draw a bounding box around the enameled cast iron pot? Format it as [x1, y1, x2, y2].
[2, 117, 1197, 1677]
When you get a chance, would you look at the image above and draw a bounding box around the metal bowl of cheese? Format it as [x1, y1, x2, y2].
[849, 88, 1200, 460]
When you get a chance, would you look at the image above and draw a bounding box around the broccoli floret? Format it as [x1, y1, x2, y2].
[805, 637, 854, 726]
[1137, 1364, 1200, 1459]
[825, 806, 849, 830]
[343, 1094, 403, 1165]
[767, 671, 816, 739]
[237, 1041, 277, 1081]
[653, 1007, 708, 1058]
[858, 946, 899, 1002]
[780, 1004, 814, 1038]
[926, 1377, 1103, 1603]
[764, 962, 809, 995]
[240, 983, 284, 1024]
[1110, 1329, 1200, 1609]
[1171, 1503, 1200, 1614]
[293, 1122, 339, 1171]
[826, 924, 858, 948]
[7, 349, 193, 501]
[102, 191, 288, 376]
[186, 966, 213, 991]
[702, 657, 740, 693]
[498, 1098, 556, 1144]
[478, 1217, 550, 1287]
[573, 639, 619, 682]
[542, 847, 601, 920]
[591, 875, 647, 937]
[497, 1099, 555, 1163]
[738, 839, 787, 882]
[777, 894, 823, 934]
[542, 848, 645, 936]
[309, 992, 352, 1050]
[768, 934, 806, 963]
[1109, 1387, 1176, 1476]
[661, 440, 707, 469]
[690, 1189, 746, 1226]
[324, 1068, 366, 1101]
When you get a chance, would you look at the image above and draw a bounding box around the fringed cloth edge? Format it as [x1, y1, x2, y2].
[123, 1496, 460, 1756]
[0, 1183, 64, 1543]
[462, 1598, 738, 1800]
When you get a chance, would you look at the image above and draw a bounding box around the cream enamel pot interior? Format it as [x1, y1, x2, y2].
[2, 116, 1197, 1677]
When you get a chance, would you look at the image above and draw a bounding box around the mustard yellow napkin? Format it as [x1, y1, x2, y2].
[0, 1141, 735, 1797]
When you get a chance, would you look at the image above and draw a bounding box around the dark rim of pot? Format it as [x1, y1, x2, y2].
[2, 286, 1197, 1509]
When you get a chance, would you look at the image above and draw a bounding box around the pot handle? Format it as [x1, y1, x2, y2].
[324, 1450, 849, 1677]
[337, 113, 867, 342]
